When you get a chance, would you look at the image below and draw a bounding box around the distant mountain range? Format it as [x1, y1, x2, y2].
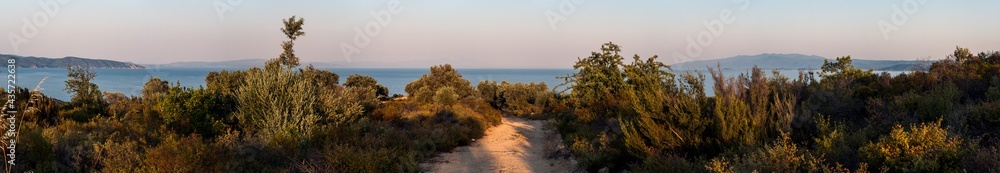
[0, 54, 144, 69]
[671, 53, 930, 71]
[156, 59, 344, 68]
[0, 53, 932, 70]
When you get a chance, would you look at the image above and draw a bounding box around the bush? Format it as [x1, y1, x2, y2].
[93, 137, 143, 172]
[235, 67, 324, 146]
[405, 64, 474, 103]
[433, 86, 459, 107]
[630, 154, 700, 173]
[861, 120, 965, 172]
[707, 133, 849, 173]
[965, 100, 1000, 143]
[158, 85, 228, 137]
[477, 81, 552, 118]
[143, 134, 218, 172]
[345, 74, 389, 100]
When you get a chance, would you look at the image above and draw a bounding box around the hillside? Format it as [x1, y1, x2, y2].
[671, 53, 930, 71]
[1, 54, 145, 69]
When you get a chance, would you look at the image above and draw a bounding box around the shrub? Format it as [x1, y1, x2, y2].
[143, 134, 217, 172]
[405, 64, 474, 103]
[861, 120, 965, 172]
[630, 154, 700, 173]
[8, 122, 57, 172]
[965, 100, 1000, 143]
[158, 85, 228, 137]
[345, 74, 389, 99]
[432, 87, 458, 108]
[235, 67, 323, 146]
[964, 145, 1000, 172]
[93, 137, 143, 172]
[707, 133, 849, 173]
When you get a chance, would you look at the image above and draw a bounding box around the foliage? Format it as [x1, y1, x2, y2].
[64, 66, 106, 121]
[345, 74, 389, 99]
[405, 64, 474, 102]
[707, 133, 849, 173]
[433, 86, 459, 107]
[266, 15, 305, 69]
[476, 81, 553, 118]
[861, 120, 965, 172]
[158, 84, 229, 137]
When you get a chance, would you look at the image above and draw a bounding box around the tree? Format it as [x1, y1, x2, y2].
[142, 77, 170, 102]
[266, 15, 305, 70]
[64, 66, 106, 119]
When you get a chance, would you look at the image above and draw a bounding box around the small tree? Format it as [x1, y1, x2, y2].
[64, 66, 106, 119]
[142, 77, 170, 102]
[266, 15, 305, 70]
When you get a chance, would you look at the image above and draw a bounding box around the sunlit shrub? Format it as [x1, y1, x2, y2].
[405, 64, 474, 102]
[143, 134, 217, 172]
[93, 137, 142, 173]
[861, 120, 965, 172]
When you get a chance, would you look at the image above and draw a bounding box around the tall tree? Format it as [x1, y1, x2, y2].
[267, 15, 306, 70]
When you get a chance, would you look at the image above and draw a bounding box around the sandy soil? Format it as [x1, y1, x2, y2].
[420, 117, 579, 173]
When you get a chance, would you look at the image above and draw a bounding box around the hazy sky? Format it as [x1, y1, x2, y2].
[2, 0, 998, 68]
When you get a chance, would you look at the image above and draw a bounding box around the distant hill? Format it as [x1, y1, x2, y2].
[159, 59, 344, 68]
[0, 54, 144, 69]
[671, 53, 930, 71]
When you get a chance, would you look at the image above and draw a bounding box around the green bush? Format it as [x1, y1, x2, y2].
[345, 74, 389, 99]
[235, 67, 324, 146]
[158, 85, 228, 137]
[433, 86, 459, 107]
[965, 100, 1000, 143]
[405, 64, 474, 102]
[861, 120, 965, 172]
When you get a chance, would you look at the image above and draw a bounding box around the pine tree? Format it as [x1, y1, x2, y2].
[266, 15, 305, 70]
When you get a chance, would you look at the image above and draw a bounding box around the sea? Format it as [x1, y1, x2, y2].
[13, 68, 908, 101]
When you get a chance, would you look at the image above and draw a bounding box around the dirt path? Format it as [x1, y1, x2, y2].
[420, 117, 578, 173]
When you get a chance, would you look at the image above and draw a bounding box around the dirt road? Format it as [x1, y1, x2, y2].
[420, 117, 578, 173]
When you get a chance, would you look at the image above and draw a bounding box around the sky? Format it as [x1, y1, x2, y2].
[1, 0, 998, 69]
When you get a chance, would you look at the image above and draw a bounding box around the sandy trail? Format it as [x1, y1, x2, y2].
[420, 117, 578, 173]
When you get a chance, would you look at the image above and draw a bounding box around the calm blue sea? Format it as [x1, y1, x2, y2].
[14, 68, 577, 101]
[13, 68, 908, 101]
